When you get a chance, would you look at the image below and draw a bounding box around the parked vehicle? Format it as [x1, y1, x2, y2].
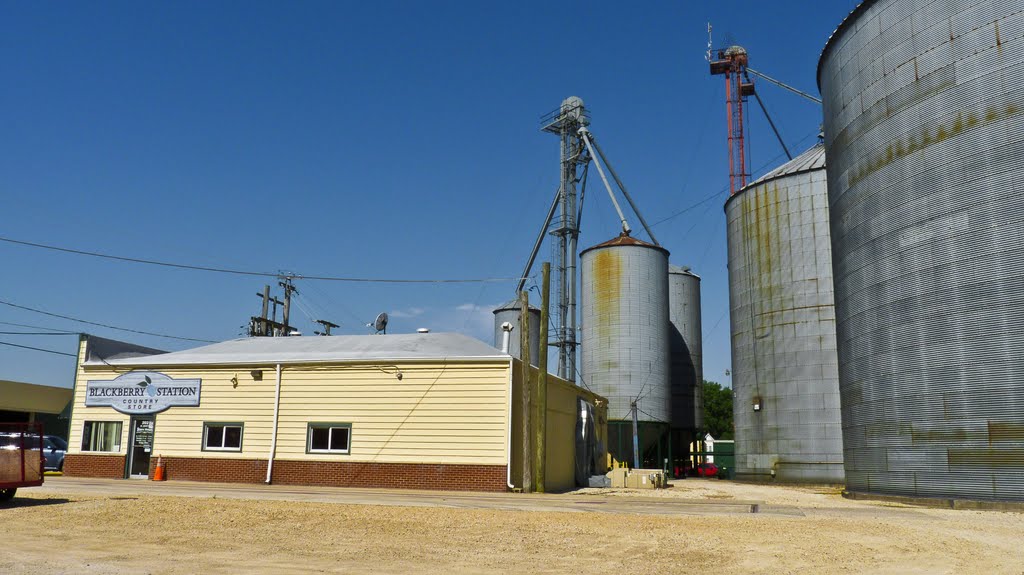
[0, 423, 45, 501]
[695, 462, 719, 478]
[43, 436, 67, 472]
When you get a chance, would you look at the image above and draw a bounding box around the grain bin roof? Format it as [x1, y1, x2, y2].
[83, 332, 509, 367]
[580, 233, 669, 257]
[744, 143, 826, 189]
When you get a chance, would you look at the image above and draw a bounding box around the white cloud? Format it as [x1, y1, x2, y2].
[389, 307, 425, 319]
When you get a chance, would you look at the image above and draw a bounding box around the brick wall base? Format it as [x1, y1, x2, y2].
[65, 454, 507, 492]
[64, 454, 126, 479]
[160, 457, 507, 492]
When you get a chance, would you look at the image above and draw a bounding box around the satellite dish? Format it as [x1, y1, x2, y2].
[374, 312, 388, 334]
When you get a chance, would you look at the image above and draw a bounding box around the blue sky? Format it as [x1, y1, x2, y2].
[1, 1, 860, 388]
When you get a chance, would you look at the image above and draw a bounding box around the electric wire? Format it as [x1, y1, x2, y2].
[0, 298, 216, 343]
[0, 331, 80, 335]
[0, 320, 76, 332]
[0, 235, 530, 284]
[0, 340, 77, 357]
[651, 127, 821, 230]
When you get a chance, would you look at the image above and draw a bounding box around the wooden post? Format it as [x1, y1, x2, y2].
[519, 291, 532, 493]
[535, 263, 550, 493]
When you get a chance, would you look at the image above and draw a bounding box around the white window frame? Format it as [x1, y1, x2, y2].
[307, 423, 351, 454]
[202, 423, 243, 452]
[81, 421, 123, 452]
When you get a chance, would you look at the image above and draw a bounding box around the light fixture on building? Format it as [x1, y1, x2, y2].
[753, 396, 762, 412]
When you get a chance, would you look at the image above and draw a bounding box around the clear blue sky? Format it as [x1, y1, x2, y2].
[1, 1, 860, 388]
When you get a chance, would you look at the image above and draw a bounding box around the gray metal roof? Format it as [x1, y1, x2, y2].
[744, 143, 826, 189]
[84, 332, 510, 367]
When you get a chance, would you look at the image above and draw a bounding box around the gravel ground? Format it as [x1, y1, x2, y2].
[3, 480, 1023, 574]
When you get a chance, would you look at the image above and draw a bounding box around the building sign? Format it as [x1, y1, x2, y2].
[86, 371, 201, 415]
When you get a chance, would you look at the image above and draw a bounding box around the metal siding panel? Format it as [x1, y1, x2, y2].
[821, 0, 1024, 501]
[725, 157, 844, 484]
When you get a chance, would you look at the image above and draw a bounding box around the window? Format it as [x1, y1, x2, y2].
[203, 423, 243, 451]
[307, 423, 351, 454]
[81, 421, 122, 452]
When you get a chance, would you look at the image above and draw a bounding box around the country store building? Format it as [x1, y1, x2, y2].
[65, 334, 607, 492]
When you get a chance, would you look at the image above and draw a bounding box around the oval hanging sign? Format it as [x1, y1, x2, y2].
[86, 371, 201, 415]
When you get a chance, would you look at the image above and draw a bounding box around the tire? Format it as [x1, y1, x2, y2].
[0, 488, 16, 502]
[58, 459, 64, 472]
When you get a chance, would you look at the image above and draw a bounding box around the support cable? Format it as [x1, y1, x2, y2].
[751, 88, 792, 160]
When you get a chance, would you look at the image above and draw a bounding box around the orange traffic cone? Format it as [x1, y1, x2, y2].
[153, 455, 166, 481]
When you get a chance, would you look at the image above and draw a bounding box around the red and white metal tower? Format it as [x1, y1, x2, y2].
[710, 46, 755, 196]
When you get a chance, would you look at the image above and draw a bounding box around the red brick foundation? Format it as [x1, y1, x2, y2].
[64, 454, 126, 479]
[157, 457, 507, 491]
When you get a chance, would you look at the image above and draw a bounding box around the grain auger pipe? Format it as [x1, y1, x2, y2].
[577, 126, 632, 237]
[583, 130, 661, 246]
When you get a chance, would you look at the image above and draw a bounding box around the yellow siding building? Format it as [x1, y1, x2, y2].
[66, 334, 606, 492]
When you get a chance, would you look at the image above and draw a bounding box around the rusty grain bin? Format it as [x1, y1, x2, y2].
[725, 143, 844, 483]
[819, 0, 1024, 501]
[580, 234, 670, 466]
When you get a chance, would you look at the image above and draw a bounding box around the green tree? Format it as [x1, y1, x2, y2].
[702, 380, 734, 440]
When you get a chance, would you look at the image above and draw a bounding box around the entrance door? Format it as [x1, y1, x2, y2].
[127, 417, 155, 478]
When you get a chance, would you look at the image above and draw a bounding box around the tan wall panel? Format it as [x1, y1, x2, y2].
[67, 341, 512, 467]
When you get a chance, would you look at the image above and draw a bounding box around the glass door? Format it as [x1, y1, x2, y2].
[127, 417, 155, 478]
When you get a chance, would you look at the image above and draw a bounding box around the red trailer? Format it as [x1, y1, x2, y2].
[0, 423, 45, 502]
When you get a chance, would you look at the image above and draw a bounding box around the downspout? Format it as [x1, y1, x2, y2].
[265, 363, 282, 484]
[502, 322, 515, 490]
[506, 358, 515, 490]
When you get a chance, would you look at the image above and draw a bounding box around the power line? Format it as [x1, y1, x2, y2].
[0, 320, 74, 332]
[0, 340, 77, 357]
[652, 128, 821, 229]
[0, 235, 530, 284]
[0, 331, 79, 335]
[0, 298, 215, 343]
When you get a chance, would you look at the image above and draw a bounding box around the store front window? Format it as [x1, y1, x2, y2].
[81, 421, 122, 452]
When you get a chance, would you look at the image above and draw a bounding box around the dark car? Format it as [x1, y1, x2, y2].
[695, 462, 719, 477]
[43, 436, 67, 472]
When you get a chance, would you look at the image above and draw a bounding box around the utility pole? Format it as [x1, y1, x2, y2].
[279, 277, 297, 336]
[258, 285, 271, 336]
[314, 319, 339, 336]
[519, 290, 532, 493]
[631, 400, 640, 469]
[535, 262, 550, 493]
[252, 286, 285, 337]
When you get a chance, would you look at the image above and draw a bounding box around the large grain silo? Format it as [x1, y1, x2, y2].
[580, 234, 670, 467]
[820, 0, 1024, 502]
[493, 300, 540, 366]
[668, 265, 703, 449]
[725, 142, 844, 483]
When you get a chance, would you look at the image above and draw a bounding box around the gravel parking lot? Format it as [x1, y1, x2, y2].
[3, 477, 1022, 574]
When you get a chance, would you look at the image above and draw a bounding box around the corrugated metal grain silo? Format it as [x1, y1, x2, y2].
[493, 300, 540, 366]
[668, 265, 703, 434]
[820, 0, 1024, 501]
[580, 234, 670, 466]
[725, 143, 844, 483]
